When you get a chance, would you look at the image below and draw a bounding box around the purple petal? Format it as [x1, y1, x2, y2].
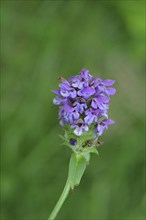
[69, 75, 79, 82]
[73, 111, 80, 120]
[69, 75, 84, 89]
[68, 114, 74, 124]
[106, 87, 116, 95]
[73, 101, 87, 114]
[90, 77, 102, 87]
[70, 89, 76, 98]
[59, 83, 71, 90]
[60, 89, 70, 97]
[94, 123, 105, 136]
[99, 103, 109, 111]
[80, 69, 89, 79]
[84, 114, 95, 125]
[74, 126, 82, 136]
[59, 119, 65, 126]
[83, 124, 89, 132]
[72, 81, 84, 89]
[102, 119, 115, 125]
[91, 98, 98, 109]
[70, 124, 77, 129]
[99, 111, 108, 119]
[51, 90, 60, 95]
[61, 79, 70, 85]
[98, 85, 105, 92]
[53, 96, 62, 105]
[102, 79, 116, 86]
[97, 95, 110, 103]
[62, 104, 73, 112]
[79, 87, 95, 99]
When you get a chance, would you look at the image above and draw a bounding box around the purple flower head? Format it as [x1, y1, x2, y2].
[52, 69, 116, 137]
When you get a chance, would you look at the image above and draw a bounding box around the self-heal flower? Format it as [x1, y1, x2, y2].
[69, 75, 84, 89]
[52, 68, 116, 137]
[59, 104, 79, 125]
[73, 97, 87, 114]
[84, 110, 97, 125]
[71, 119, 89, 136]
[94, 119, 115, 136]
[49, 69, 116, 220]
[59, 81, 76, 98]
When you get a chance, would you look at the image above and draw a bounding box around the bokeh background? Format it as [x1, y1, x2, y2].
[1, 1, 145, 220]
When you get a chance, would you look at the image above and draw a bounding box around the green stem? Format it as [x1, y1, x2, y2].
[48, 178, 70, 220]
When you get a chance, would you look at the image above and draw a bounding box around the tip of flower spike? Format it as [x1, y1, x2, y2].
[80, 68, 89, 74]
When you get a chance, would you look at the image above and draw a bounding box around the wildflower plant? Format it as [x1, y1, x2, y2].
[49, 69, 116, 220]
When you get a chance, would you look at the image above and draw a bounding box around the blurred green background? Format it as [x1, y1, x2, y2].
[1, 1, 145, 220]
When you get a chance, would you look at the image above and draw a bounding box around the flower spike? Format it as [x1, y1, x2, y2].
[49, 69, 116, 220]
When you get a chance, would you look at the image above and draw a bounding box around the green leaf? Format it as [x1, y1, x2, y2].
[82, 151, 90, 163]
[84, 147, 99, 156]
[68, 153, 87, 189]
